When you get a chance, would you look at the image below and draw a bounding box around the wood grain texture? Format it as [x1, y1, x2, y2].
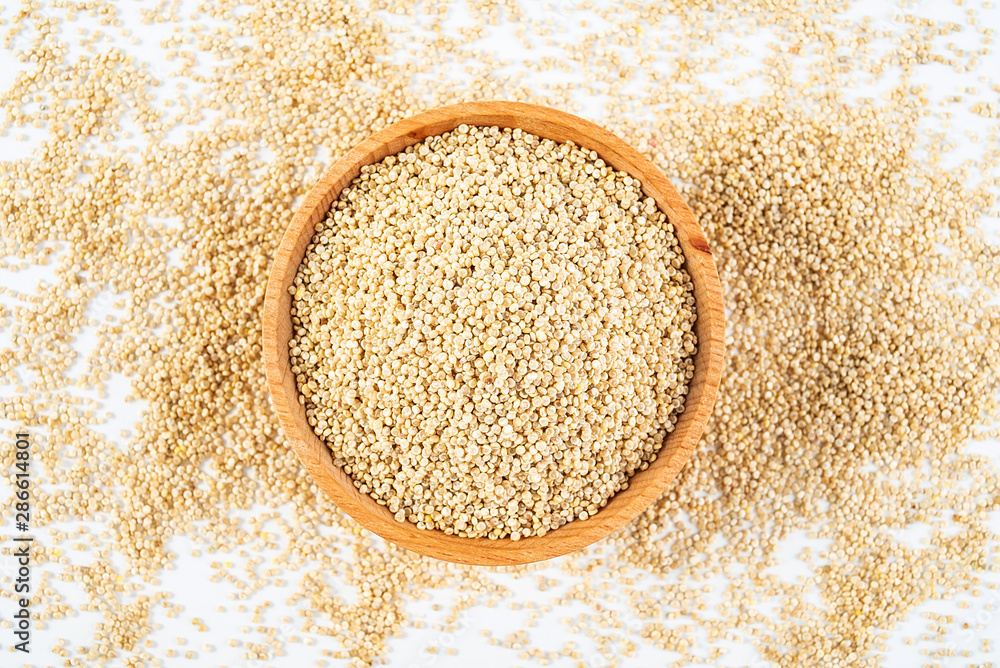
[262, 101, 726, 566]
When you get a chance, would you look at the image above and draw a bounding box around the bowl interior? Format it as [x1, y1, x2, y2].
[262, 101, 725, 566]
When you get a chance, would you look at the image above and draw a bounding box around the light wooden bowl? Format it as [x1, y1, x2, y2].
[262, 101, 725, 566]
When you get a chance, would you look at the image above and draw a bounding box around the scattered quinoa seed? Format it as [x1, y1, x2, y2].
[0, 0, 998, 666]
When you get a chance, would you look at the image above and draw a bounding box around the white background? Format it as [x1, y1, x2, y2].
[1, 1, 999, 667]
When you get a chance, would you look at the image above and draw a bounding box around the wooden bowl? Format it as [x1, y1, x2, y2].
[262, 101, 725, 566]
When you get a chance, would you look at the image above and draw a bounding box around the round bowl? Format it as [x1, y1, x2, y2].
[262, 101, 725, 566]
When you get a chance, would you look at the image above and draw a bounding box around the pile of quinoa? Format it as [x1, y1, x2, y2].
[288, 125, 697, 539]
[0, 0, 998, 666]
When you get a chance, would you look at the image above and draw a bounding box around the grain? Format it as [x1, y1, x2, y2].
[289, 125, 696, 539]
[0, 0, 998, 666]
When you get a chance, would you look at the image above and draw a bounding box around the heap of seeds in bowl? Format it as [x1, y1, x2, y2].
[288, 124, 697, 540]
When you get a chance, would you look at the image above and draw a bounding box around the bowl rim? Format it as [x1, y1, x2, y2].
[262, 100, 725, 566]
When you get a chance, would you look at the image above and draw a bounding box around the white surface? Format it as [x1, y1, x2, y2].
[1, 1, 999, 667]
